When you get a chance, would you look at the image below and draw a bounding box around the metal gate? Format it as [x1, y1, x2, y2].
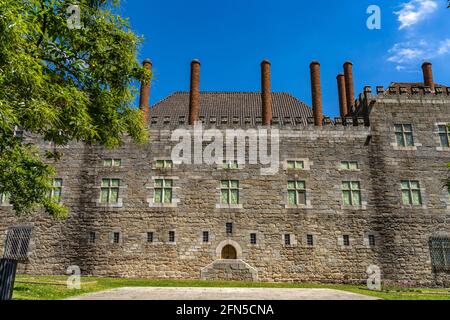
[0, 226, 33, 300]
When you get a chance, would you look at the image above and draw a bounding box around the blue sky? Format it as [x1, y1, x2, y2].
[121, 0, 450, 117]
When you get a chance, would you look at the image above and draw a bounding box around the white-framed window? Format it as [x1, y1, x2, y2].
[395, 124, 414, 147]
[100, 179, 120, 204]
[154, 179, 173, 204]
[220, 180, 239, 205]
[49, 178, 63, 203]
[342, 181, 361, 206]
[401, 180, 422, 206]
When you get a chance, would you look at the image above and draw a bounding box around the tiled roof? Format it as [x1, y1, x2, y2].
[149, 92, 313, 127]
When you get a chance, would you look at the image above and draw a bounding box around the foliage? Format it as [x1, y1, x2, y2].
[0, 0, 150, 217]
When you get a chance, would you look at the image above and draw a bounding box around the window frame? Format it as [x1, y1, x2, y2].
[284, 234, 291, 246]
[250, 233, 257, 245]
[100, 178, 120, 204]
[340, 161, 359, 170]
[287, 180, 307, 206]
[307, 234, 314, 246]
[155, 160, 173, 169]
[168, 231, 176, 243]
[113, 232, 120, 244]
[343, 235, 350, 246]
[341, 181, 362, 206]
[220, 180, 240, 205]
[429, 237, 450, 272]
[226, 223, 233, 235]
[202, 231, 209, 243]
[49, 178, 63, 203]
[154, 179, 173, 204]
[401, 180, 423, 206]
[438, 125, 450, 148]
[394, 124, 414, 147]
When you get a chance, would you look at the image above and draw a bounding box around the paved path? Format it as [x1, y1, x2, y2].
[70, 287, 378, 300]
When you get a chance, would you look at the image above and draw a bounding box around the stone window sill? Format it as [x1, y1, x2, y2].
[436, 147, 450, 152]
[149, 203, 178, 208]
[285, 204, 313, 210]
[340, 205, 367, 210]
[400, 205, 427, 210]
[215, 204, 243, 209]
[391, 144, 420, 151]
[97, 203, 123, 208]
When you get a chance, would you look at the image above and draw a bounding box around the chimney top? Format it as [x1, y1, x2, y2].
[422, 61, 432, 66]
[261, 59, 271, 65]
[337, 73, 344, 78]
[344, 61, 353, 66]
[192, 59, 201, 65]
[310, 60, 320, 66]
[143, 58, 152, 65]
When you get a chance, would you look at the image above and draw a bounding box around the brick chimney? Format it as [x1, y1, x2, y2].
[139, 59, 152, 124]
[261, 60, 273, 126]
[188, 59, 201, 125]
[422, 61, 434, 91]
[337, 73, 348, 118]
[310, 61, 323, 127]
[343, 62, 355, 114]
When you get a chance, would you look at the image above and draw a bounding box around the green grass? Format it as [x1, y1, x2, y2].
[12, 275, 450, 300]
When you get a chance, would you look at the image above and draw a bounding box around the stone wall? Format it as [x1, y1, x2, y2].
[1, 92, 450, 286]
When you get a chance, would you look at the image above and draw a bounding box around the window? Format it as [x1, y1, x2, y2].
[0, 192, 10, 205]
[287, 160, 305, 170]
[284, 234, 291, 246]
[49, 179, 63, 203]
[429, 237, 450, 272]
[154, 179, 173, 204]
[307, 234, 314, 246]
[220, 180, 239, 205]
[368, 235, 376, 246]
[226, 223, 233, 234]
[340, 161, 359, 170]
[395, 124, 414, 147]
[250, 233, 257, 245]
[89, 232, 96, 244]
[147, 232, 154, 243]
[103, 159, 121, 167]
[342, 181, 361, 206]
[401, 180, 422, 206]
[203, 231, 209, 243]
[438, 125, 450, 147]
[113, 232, 120, 244]
[287, 181, 306, 205]
[223, 160, 239, 169]
[155, 160, 173, 169]
[100, 179, 120, 204]
[343, 235, 350, 246]
[169, 231, 175, 243]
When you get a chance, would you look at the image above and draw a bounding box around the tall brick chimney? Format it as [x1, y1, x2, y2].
[310, 61, 323, 127]
[188, 59, 201, 125]
[139, 59, 152, 124]
[261, 60, 273, 126]
[422, 61, 434, 91]
[343, 62, 355, 114]
[337, 73, 348, 118]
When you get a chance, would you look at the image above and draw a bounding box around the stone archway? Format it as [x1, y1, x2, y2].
[221, 244, 237, 259]
[215, 240, 243, 260]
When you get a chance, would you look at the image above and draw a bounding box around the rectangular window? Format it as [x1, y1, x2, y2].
[438, 125, 450, 147]
[250, 233, 257, 245]
[226, 223, 233, 234]
[343, 235, 350, 246]
[342, 181, 362, 206]
[155, 160, 173, 169]
[340, 161, 359, 170]
[103, 159, 121, 167]
[368, 235, 376, 246]
[223, 160, 239, 169]
[0, 192, 11, 205]
[287, 181, 306, 205]
[100, 179, 120, 204]
[147, 232, 154, 243]
[284, 234, 291, 246]
[307, 234, 314, 246]
[401, 180, 422, 206]
[169, 231, 175, 243]
[203, 231, 209, 243]
[89, 232, 96, 244]
[113, 232, 120, 244]
[49, 179, 63, 203]
[395, 124, 414, 147]
[154, 179, 173, 204]
[429, 237, 450, 272]
[220, 180, 239, 205]
[287, 160, 305, 170]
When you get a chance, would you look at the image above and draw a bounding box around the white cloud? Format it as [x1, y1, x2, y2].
[394, 0, 438, 29]
[388, 38, 450, 69]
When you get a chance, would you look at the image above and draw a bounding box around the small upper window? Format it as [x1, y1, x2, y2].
[203, 231, 209, 243]
[284, 234, 291, 246]
[438, 125, 450, 147]
[103, 159, 121, 167]
[340, 161, 359, 170]
[368, 235, 376, 246]
[169, 231, 175, 243]
[226, 223, 233, 234]
[223, 160, 239, 169]
[250, 233, 257, 245]
[147, 232, 154, 243]
[343, 235, 350, 246]
[89, 232, 96, 244]
[113, 232, 120, 244]
[287, 160, 305, 170]
[401, 180, 422, 206]
[307, 234, 314, 246]
[395, 124, 414, 147]
[155, 160, 173, 169]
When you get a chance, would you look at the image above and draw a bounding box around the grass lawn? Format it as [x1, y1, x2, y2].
[12, 275, 450, 300]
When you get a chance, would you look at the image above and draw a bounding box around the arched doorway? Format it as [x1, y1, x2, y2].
[221, 244, 237, 259]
